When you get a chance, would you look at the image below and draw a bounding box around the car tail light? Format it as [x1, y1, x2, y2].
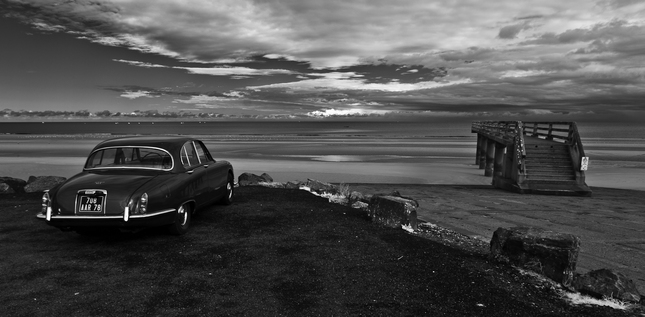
[127, 193, 148, 216]
[138, 193, 148, 214]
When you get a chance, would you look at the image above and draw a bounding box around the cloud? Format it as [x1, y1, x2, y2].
[176, 66, 295, 76]
[120, 90, 158, 99]
[113, 59, 297, 76]
[113, 59, 167, 68]
[4, 0, 645, 116]
[498, 24, 528, 39]
[306, 108, 391, 118]
[246, 75, 471, 92]
[172, 95, 230, 104]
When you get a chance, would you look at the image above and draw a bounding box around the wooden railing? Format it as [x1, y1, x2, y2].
[522, 122, 586, 172]
[472, 120, 587, 174]
[471, 121, 518, 145]
[471, 120, 590, 195]
[514, 121, 527, 176]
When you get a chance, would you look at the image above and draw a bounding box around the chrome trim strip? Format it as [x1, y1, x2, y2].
[49, 215, 124, 220]
[130, 209, 175, 218]
[46, 209, 176, 220]
[83, 146, 174, 172]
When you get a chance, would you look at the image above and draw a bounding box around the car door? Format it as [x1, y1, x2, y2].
[180, 141, 210, 207]
[194, 140, 225, 201]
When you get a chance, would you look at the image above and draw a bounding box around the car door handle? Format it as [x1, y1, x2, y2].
[187, 170, 194, 174]
[203, 164, 209, 168]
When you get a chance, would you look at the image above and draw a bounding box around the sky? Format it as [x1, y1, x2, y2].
[1, 0, 645, 120]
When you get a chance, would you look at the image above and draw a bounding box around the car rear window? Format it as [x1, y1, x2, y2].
[85, 147, 172, 170]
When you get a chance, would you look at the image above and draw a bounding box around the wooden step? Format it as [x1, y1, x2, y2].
[526, 174, 577, 181]
[526, 170, 575, 177]
[525, 163, 573, 170]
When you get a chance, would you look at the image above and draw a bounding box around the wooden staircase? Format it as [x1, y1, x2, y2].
[523, 139, 582, 193]
[472, 121, 591, 196]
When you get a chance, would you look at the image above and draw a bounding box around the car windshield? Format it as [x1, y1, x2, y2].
[85, 146, 173, 171]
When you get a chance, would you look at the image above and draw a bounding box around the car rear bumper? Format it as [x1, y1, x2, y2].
[36, 208, 176, 228]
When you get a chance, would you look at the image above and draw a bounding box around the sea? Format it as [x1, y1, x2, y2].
[0, 120, 644, 138]
[0, 120, 643, 190]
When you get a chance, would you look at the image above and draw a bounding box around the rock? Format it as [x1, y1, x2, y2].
[368, 195, 418, 231]
[573, 269, 641, 303]
[490, 226, 580, 287]
[24, 176, 67, 193]
[260, 173, 273, 182]
[260, 182, 285, 188]
[351, 201, 369, 210]
[238, 172, 274, 186]
[373, 190, 419, 207]
[285, 181, 302, 189]
[305, 179, 338, 195]
[0, 183, 15, 194]
[0, 177, 27, 194]
[349, 191, 365, 203]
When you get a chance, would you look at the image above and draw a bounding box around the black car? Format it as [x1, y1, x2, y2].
[37, 136, 234, 235]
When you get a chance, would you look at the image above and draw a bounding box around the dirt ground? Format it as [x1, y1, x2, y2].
[0, 187, 641, 316]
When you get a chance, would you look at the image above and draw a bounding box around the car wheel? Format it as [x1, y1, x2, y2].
[219, 174, 234, 205]
[168, 203, 191, 235]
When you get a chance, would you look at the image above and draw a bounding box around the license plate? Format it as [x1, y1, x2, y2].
[77, 190, 106, 213]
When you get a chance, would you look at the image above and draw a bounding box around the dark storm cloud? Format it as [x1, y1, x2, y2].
[2, 0, 645, 118]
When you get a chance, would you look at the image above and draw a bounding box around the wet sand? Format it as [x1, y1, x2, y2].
[350, 183, 645, 295]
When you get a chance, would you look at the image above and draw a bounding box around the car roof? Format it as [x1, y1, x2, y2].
[93, 136, 198, 152]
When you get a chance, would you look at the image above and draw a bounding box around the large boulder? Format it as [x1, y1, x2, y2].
[305, 179, 338, 195]
[373, 190, 419, 207]
[573, 269, 641, 303]
[368, 195, 418, 231]
[490, 226, 580, 287]
[24, 176, 67, 193]
[285, 181, 303, 189]
[0, 177, 27, 194]
[0, 182, 15, 194]
[238, 172, 274, 186]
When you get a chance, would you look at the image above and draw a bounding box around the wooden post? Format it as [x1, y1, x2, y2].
[475, 134, 482, 165]
[479, 137, 487, 169]
[504, 144, 515, 179]
[494, 143, 505, 179]
[485, 140, 495, 177]
[547, 123, 554, 140]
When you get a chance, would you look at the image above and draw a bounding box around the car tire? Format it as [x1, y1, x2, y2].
[168, 203, 191, 235]
[219, 174, 234, 205]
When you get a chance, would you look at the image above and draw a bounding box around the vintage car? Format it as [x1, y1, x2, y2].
[37, 136, 234, 235]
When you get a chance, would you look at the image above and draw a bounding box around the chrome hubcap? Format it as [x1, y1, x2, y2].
[178, 205, 188, 226]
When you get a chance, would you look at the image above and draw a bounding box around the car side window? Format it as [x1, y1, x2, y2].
[180, 142, 200, 168]
[194, 141, 213, 163]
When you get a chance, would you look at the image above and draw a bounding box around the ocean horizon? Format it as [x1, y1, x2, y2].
[1, 120, 643, 191]
[1, 119, 644, 139]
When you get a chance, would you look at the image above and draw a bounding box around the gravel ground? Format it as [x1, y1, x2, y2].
[1, 187, 642, 316]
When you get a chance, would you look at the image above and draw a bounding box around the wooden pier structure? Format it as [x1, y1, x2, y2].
[472, 121, 591, 196]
